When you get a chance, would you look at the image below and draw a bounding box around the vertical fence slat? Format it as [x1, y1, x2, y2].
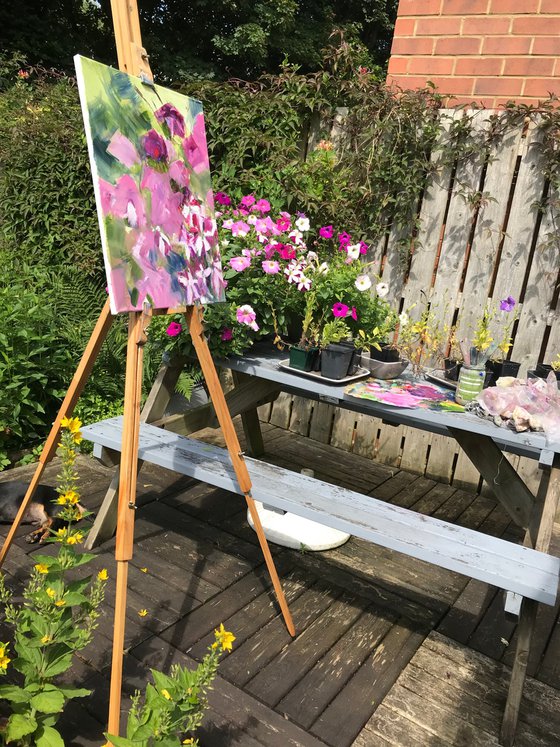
[511, 184, 560, 374]
[456, 117, 523, 344]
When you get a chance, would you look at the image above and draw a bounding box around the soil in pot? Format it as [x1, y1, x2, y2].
[289, 346, 319, 372]
[484, 359, 521, 388]
[321, 344, 354, 380]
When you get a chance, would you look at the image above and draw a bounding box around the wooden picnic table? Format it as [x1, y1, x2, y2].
[84, 345, 560, 746]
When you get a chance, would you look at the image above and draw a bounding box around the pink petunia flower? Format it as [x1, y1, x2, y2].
[240, 194, 256, 207]
[254, 198, 271, 213]
[229, 256, 251, 272]
[279, 246, 296, 260]
[297, 275, 312, 291]
[221, 328, 233, 341]
[262, 260, 280, 274]
[319, 225, 333, 239]
[333, 302, 349, 318]
[231, 221, 251, 237]
[351, 306, 358, 321]
[359, 241, 368, 255]
[236, 304, 259, 331]
[276, 213, 291, 232]
[166, 321, 183, 337]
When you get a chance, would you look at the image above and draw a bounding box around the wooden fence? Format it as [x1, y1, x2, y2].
[257, 109, 560, 496]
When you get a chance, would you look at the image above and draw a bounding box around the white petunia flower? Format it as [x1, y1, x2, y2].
[399, 311, 409, 326]
[355, 275, 372, 292]
[295, 216, 310, 232]
[347, 244, 361, 260]
[317, 262, 329, 275]
[376, 282, 389, 298]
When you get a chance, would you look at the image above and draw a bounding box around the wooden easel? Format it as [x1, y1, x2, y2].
[0, 0, 294, 740]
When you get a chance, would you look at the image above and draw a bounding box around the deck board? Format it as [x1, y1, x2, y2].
[0, 423, 559, 746]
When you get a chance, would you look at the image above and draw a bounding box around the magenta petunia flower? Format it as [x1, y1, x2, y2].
[351, 306, 358, 321]
[338, 232, 352, 249]
[276, 214, 291, 232]
[221, 328, 233, 341]
[215, 192, 231, 206]
[154, 103, 185, 137]
[500, 295, 516, 312]
[319, 225, 333, 239]
[333, 302, 349, 318]
[279, 246, 296, 260]
[359, 241, 368, 255]
[142, 129, 168, 162]
[229, 256, 251, 272]
[240, 194, 256, 208]
[262, 260, 280, 274]
[166, 321, 182, 337]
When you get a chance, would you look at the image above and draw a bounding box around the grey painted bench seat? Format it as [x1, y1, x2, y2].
[82, 417, 560, 606]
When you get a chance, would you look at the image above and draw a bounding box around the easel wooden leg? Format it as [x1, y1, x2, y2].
[0, 299, 113, 568]
[108, 309, 150, 736]
[186, 306, 295, 637]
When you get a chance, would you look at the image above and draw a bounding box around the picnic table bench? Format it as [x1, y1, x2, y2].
[83, 346, 560, 746]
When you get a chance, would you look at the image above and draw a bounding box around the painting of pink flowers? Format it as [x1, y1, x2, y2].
[74, 55, 225, 313]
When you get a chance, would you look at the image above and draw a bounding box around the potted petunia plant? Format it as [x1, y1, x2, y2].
[149, 193, 397, 375]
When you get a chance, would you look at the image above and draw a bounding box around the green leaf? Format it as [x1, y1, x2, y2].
[58, 685, 91, 699]
[0, 684, 30, 703]
[6, 713, 38, 741]
[104, 734, 136, 747]
[30, 688, 65, 713]
[36, 725, 65, 747]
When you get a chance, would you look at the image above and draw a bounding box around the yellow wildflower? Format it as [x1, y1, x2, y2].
[213, 623, 235, 652]
[140, 567, 148, 573]
[0, 655, 10, 670]
[61, 416, 82, 434]
[54, 527, 68, 542]
[182, 740, 195, 745]
[161, 689, 172, 701]
[72, 432, 83, 445]
[34, 563, 49, 574]
[41, 635, 52, 644]
[46, 588, 56, 599]
[58, 490, 79, 505]
[54, 599, 65, 607]
[138, 609, 148, 617]
[66, 532, 84, 545]
[56, 495, 67, 505]
[97, 569, 108, 581]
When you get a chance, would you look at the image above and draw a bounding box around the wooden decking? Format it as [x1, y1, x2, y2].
[2, 421, 560, 746]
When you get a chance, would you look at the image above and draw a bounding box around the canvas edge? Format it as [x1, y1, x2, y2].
[73, 54, 120, 316]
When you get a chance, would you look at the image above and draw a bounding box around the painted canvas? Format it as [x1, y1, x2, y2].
[74, 55, 225, 313]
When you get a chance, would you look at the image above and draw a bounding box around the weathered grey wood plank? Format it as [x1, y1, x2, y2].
[83, 418, 560, 605]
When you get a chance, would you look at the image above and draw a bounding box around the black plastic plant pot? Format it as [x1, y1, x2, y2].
[337, 341, 361, 374]
[369, 344, 400, 363]
[321, 344, 354, 380]
[289, 346, 318, 372]
[484, 359, 521, 388]
[535, 363, 553, 378]
[443, 358, 462, 381]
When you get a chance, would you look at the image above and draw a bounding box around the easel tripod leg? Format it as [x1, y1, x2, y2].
[0, 299, 113, 568]
[185, 306, 295, 637]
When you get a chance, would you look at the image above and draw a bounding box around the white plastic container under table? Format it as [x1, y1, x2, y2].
[247, 468, 351, 551]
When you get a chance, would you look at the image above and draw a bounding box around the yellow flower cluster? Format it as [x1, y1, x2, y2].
[54, 527, 83, 545]
[56, 490, 80, 506]
[46, 587, 65, 607]
[212, 623, 235, 652]
[97, 569, 108, 581]
[34, 563, 49, 575]
[60, 416, 83, 444]
[0, 644, 11, 671]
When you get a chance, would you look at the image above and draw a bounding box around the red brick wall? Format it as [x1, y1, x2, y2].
[387, 0, 560, 108]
